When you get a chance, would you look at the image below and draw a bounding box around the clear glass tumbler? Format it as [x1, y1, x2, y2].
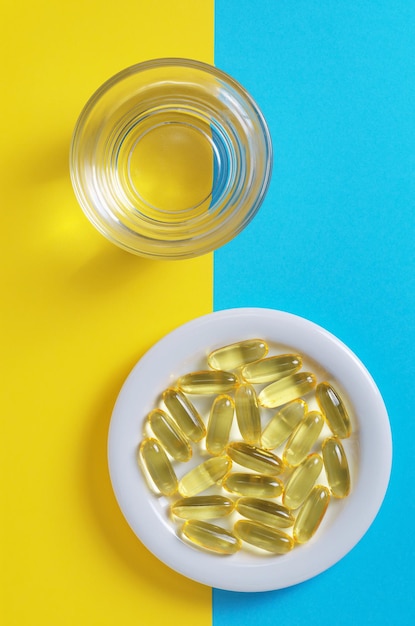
[70, 58, 272, 260]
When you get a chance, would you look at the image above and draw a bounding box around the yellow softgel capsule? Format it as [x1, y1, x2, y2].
[206, 394, 235, 455]
[293, 485, 330, 543]
[241, 354, 302, 384]
[236, 497, 294, 528]
[226, 442, 284, 475]
[207, 339, 268, 370]
[258, 372, 317, 408]
[261, 399, 307, 450]
[182, 520, 241, 554]
[234, 520, 294, 554]
[223, 472, 283, 498]
[283, 453, 323, 509]
[178, 456, 231, 497]
[322, 437, 351, 498]
[138, 438, 178, 496]
[177, 370, 237, 394]
[148, 408, 192, 462]
[235, 383, 261, 445]
[171, 495, 235, 520]
[316, 382, 352, 438]
[162, 388, 206, 442]
[283, 411, 324, 467]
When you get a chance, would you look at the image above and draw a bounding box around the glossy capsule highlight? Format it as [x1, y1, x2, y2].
[226, 442, 284, 475]
[236, 497, 294, 528]
[293, 485, 330, 543]
[241, 354, 302, 384]
[316, 382, 351, 438]
[138, 438, 178, 496]
[261, 399, 307, 450]
[171, 495, 235, 520]
[223, 472, 283, 498]
[206, 394, 234, 455]
[163, 388, 206, 442]
[322, 437, 351, 498]
[148, 408, 192, 462]
[234, 520, 294, 554]
[283, 411, 324, 467]
[283, 453, 323, 509]
[235, 383, 261, 445]
[177, 370, 237, 395]
[178, 456, 231, 497]
[207, 339, 268, 371]
[182, 520, 241, 554]
[258, 372, 317, 408]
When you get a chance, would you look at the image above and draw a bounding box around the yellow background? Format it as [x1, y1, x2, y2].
[1, 1, 213, 624]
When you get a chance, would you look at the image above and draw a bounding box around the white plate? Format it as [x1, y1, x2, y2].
[108, 308, 392, 592]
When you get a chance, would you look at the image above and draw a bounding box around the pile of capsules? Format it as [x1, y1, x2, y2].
[137, 338, 352, 556]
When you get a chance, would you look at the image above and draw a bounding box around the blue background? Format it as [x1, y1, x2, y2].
[214, 1, 415, 624]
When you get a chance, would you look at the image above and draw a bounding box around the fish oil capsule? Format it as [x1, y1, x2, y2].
[177, 370, 237, 394]
[235, 383, 261, 445]
[206, 395, 234, 455]
[138, 438, 178, 496]
[171, 495, 235, 520]
[226, 442, 284, 475]
[223, 472, 283, 498]
[283, 411, 324, 467]
[258, 372, 316, 408]
[234, 520, 294, 554]
[283, 453, 323, 509]
[293, 485, 330, 543]
[178, 456, 231, 497]
[241, 354, 302, 384]
[182, 520, 241, 554]
[163, 388, 206, 442]
[261, 399, 307, 449]
[322, 437, 351, 498]
[316, 382, 351, 438]
[207, 339, 268, 371]
[148, 408, 192, 462]
[236, 497, 294, 529]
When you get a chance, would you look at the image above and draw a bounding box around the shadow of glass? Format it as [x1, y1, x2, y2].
[7, 135, 190, 295]
[81, 365, 209, 602]
[11, 136, 74, 188]
[67, 241, 168, 297]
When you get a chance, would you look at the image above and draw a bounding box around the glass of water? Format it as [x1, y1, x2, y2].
[70, 58, 272, 260]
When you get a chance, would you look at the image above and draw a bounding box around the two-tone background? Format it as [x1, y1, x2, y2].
[2, 1, 414, 624]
